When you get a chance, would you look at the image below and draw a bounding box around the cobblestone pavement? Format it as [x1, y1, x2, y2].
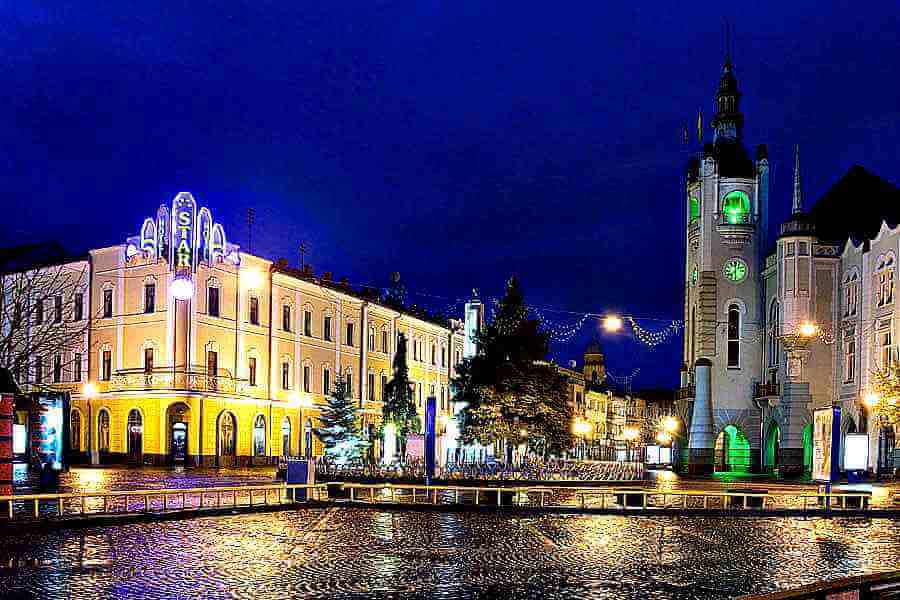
[1, 508, 899, 599]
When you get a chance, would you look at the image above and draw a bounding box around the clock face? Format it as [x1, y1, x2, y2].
[723, 258, 748, 283]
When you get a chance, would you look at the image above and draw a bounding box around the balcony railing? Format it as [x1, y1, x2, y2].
[753, 382, 781, 399]
[675, 385, 695, 400]
[109, 367, 246, 395]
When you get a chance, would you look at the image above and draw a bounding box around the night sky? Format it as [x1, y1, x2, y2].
[3, 2, 899, 390]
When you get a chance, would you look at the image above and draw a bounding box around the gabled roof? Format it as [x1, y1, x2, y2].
[808, 165, 900, 246]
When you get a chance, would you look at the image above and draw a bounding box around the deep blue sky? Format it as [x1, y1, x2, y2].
[2, 2, 899, 390]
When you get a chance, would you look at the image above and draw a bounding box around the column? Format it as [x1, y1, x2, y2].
[688, 358, 714, 475]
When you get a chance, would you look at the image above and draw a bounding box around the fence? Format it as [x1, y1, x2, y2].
[737, 570, 900, 599]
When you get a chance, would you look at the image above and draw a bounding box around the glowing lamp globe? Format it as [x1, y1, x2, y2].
[656, 431, 672, 445]
[82, 382, 98, 398]
[242, 268, 263, 290]
[798, 321, 818, 338]
[171, 276, 194, 300]
[603, 315, 623, 332]
[662, 416, 678, 433]
[863, 392, 880, 409]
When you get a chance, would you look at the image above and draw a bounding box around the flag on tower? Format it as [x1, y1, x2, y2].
[681, 121, 689, 145]
[697, 109, 703, 143]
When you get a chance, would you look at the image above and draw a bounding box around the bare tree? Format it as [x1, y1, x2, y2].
[0, 260, 91, 391]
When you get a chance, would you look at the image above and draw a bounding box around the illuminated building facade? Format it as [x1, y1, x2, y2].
[12, 193, 464, 466]
[681, 58, 899, 476]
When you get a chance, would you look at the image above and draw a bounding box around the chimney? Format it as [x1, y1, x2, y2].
[323, 271, 332, 281]
[339, 277, 349, 287]
[302, 264, 313, 276]
[277, 258, 289, 268]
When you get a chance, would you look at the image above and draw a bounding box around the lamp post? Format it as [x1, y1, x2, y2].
[82, 382, 98, 464]
[623, 426, 640, 462]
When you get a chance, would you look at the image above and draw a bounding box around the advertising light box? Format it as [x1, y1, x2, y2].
[843, 433, 869, 471]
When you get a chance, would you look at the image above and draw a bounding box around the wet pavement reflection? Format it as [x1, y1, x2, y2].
[1, 509, 899, 599]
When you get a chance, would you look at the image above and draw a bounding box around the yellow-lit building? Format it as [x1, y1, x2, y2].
[15, 193, 464, 466]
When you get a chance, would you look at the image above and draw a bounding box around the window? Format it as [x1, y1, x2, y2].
[103, 289, 113, 318]
[249, 296, 260, 325]
[845, 335, 856, 382]
[303, 364, 310, 393]
[53, 354, 62, 383]
[73, 353, 82, 382]
[53, 295, 62, 323]
[786, 242, 796, 257]
[70, 410, 81, 451]
[441, 346, 447, 368]
[73, 293, 84, 321]
[767, 302, 780, 368]
[346, 372, 353, 398]
[248, 357, 257, 386]
[381, 375, 387, 401]
[304, 309, 312, 336]
[207, 350, 218, 390]
[219, 412, 237, 456]
[102, 350, 112, 381]
[727, 304, 741, 368]
[98, 410, 110, 453]
[722, 190, 750, 224]
[345, 322, 354, 346]
[253, 415, 266, 457]
[34, 356, 43, 384]
[281, 417, 291, 456]
[368, 327, 375, 351]
[368, 372, 375, 401]
[844, 274, 859, 318]
[430, 384, 435, 400]
[282, 361, 290, 390]
[323, 316, 332, 341]
[144, 283, 155, 313]
[881, 329, 893, 370]
[413, 339, 418, 361]
[431, 344, 436, 365]
[282, 304, 292, 331]
[35, 299, 44, 325]
[208, 286, 220, 317]
[322, 367, 330, 395]
[689, 195, 700, 223]
[455, 350, 461, 366]
[381, 329, 389, 353]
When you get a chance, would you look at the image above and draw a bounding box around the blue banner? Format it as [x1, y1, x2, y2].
[425, 397, 436, 485]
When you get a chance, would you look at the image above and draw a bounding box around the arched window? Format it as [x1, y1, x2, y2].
[722, 191, 750, 225]
[207, 278, 220, 318]
[281, 417, 292, 456]
[767, 301, 780, 368]
[727, 304, 741, 368]
[219, 412, 237, 456]
[253, 415, 266, 457]
[98, 409, 111, 453]
[70, 409, 81, 451]
[689, 195, 700, 223]
[127, 409, 143, 457]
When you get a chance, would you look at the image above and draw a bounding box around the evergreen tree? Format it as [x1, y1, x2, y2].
[456, 276, 573, 456]
[382, 332, 420, 456]
[314, 374, 368, 462]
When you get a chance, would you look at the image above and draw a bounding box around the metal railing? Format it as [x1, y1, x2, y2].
[737, 569, 900, 599]
[0, 483, 889, 523]
[333, 483, 883, 513]
[109, 367, 247, 394]
[0, 483, 326, 521]
[753, 382, 781, 398]
[676, 385, 695, 400]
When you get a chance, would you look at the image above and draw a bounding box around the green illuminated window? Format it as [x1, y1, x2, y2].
[722, 190, 750, 224]
[689, 195, 700, 223]
[690, 267, 698, 287]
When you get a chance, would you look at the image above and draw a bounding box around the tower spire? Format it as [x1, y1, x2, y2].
[792, 144, 802, 214]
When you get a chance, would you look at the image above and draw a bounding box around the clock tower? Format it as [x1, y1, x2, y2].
[682, 55, 769, 474]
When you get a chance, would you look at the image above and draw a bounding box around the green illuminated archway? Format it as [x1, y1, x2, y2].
[765, 422, 781, 471]
[802, 424, 813, 475]
[722, 191, 750, 224]
[715, 424, 751, 472]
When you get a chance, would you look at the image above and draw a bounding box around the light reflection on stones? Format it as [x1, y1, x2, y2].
[1, 510, 899, 599]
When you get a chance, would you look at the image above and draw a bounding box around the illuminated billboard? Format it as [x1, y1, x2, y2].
[843, 433, 869, 471]
[812, 406, 841, 482]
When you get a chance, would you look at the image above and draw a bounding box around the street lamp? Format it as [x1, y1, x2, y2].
[662, 415, 678, 434]
[863, 392, 880, 409]
[171, 275, 194, 300]
[82, 382, 98, 398]
[656, 430, 672, 445]
[798, 321, 819, 338]
[603, 315, 623, 333]
[241, 268, 263, 290]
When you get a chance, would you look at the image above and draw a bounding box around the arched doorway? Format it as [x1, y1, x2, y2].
[70, 410, 82, 453]
[304, 419, 313, 459]
[765, 421, 781, 472]
[217, 411, 237, 467]
[166, 402, 191, 465]
[281, 417, 292, 456]
[97, 409, 111, 460]
[802, 424, 813, 475]
[715, 425, 751, 472]
[127, 409, 143, 463]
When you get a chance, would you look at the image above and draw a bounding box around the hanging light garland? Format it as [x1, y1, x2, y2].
[625, 317, 684, 347]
